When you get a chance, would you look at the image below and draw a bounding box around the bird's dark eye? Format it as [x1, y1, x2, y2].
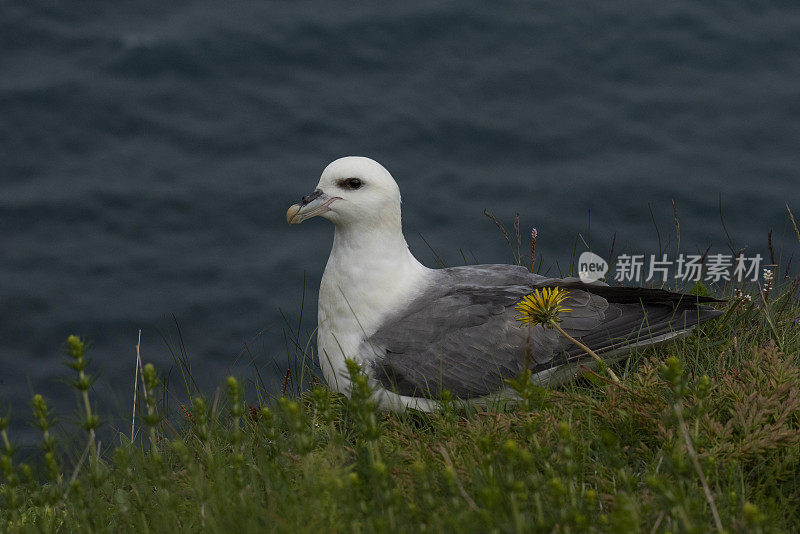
[339, 178, 362, 190]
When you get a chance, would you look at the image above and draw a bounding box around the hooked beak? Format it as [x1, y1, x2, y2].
[286, 189, 339, 225]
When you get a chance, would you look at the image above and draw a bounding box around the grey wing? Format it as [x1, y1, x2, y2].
[365, 265, 722, 399]
[364, 265, 610, 398]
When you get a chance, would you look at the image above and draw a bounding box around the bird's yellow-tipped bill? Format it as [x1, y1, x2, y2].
[286, 191, 338, 225]
[286, 204, 302, 224]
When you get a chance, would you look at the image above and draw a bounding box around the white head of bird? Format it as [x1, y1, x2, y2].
[286, 156, 403, 233]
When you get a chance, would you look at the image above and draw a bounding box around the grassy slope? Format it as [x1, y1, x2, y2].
[2, 281, 799, 533]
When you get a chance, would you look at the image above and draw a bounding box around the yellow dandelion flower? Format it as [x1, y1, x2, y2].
[514, 287, 572, 328]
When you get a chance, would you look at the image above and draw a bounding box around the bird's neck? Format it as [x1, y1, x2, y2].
[324, 221, 429, 315]
[330, 219, 415, 270]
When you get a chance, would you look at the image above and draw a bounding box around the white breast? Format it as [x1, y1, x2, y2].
[316, 230, 430, 393]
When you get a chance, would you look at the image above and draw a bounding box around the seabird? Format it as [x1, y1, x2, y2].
[286, 156, 721, 411]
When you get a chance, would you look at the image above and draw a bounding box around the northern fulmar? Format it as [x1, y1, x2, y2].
[286, 156, 721, 411]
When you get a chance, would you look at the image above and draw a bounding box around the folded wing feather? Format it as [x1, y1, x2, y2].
[364, 264, 721, 398]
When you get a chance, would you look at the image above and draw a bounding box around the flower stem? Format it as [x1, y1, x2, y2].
[552, 322, 620, 383]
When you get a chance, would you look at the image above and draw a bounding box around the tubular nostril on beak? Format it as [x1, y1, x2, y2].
[301, 189, 323, 206]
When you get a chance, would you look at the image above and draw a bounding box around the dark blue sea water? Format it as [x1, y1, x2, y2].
[2, 1, 799, 436]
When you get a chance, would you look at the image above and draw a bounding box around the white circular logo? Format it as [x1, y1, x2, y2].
[578, 251, 609, 283]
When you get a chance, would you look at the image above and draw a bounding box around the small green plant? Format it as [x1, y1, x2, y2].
[65, 335, 99, 436]
[506, 368, 549, 412]
[32, 394, 60, 484]
[0, 414, 19, 514]
[344, 358, 381, 443]
[141, 363, 163, 458]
